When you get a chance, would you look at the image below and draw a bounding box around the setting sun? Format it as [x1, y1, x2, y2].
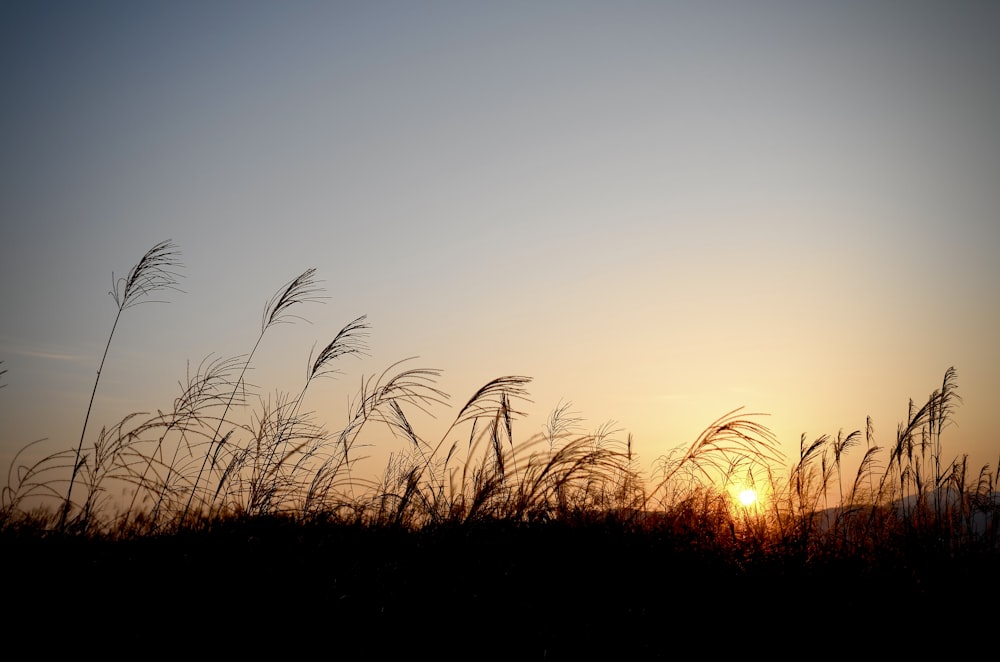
[738, 489, 758, 507]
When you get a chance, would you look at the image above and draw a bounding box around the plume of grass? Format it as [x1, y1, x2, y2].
[365, 455, 429, 528]
[198, 317, 374, 522]
[2, 440, 76, 528]
[252, 316, 370, 500]
[422, 375, 532, 503]
[112, 354, 244, 528]
[181, 268, 324, 523]
[553, 420, 642, 515]
[781, 433, 830, 547]
[300, 360, 448, 517]
[60, 240, 183, 530]
[434, 428, 638, 525]
[598, 428, 644, 515]
[545, 399, 582, 451]
[832, 429, 861, 509]
[876, 367, 960, 531]
[971, 459, 1000, 545]
[215, 391, 329, 517]
[843, 444, 881, 520]
[15, 408, 175, 534]
[71, 414, 151, 533]
[931, 367, 961, 526]
[348, 375, 533, 526]
[306, 315, 371, 381]
[646, 408, 782, 511]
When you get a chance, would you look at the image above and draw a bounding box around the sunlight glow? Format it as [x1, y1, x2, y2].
[738, 489, 758, 507]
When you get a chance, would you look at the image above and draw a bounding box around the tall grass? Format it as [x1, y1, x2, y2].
[2, 240, 998, 567]
[179, 267, 327, 523]
[59, 240, 182, 530]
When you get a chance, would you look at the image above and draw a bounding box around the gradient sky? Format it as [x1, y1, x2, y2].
[2, 1, 999, 494]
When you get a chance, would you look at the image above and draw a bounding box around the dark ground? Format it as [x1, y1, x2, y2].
[3, 519, 996, 659]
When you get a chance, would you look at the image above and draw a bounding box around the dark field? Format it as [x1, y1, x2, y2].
[4, 515, 996, 659]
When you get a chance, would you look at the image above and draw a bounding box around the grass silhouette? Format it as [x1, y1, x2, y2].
[2, 240, 998, 657]
[58, 239, 182, 530]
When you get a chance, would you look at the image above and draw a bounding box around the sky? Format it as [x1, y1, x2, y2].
[2, 1, 999, 500]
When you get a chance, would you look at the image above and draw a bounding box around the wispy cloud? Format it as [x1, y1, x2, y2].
[2, 344, 89, 363]
[22, 350, 88, 362]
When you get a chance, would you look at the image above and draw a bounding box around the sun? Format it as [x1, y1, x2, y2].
[737, 488, 758, 507]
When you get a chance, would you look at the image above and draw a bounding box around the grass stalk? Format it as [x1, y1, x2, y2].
[180, 268, 324, 523]
[59, 240, 182, 530]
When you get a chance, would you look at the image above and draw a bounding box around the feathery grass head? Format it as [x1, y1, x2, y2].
[833, 429, 861, 462]
[454, 376, 532, 427]
[262, 268, 325, 333]
[309, 315, 371, 380]
[545, 400, 583, 449]
[173, 354, 248, 417]
[649, 408, 783, 507]
[110, 240, 184, 311]
[61, 240, 183, 530]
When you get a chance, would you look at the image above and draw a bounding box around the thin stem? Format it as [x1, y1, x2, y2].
[59, 309, 122, 529]
[59, 240, 181, 530]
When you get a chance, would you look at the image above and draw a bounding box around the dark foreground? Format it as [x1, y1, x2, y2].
[3, 518, 997, 659]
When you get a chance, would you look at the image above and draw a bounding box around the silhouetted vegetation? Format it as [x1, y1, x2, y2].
[2, 241, 997, 657]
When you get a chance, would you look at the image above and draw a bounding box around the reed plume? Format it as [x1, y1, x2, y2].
[647, 407, 782, 510]
[60, 240, 182, 529]
[180, 268, 325, 522]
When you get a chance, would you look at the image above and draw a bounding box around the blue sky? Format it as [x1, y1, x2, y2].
[2, 1, 999, 494]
